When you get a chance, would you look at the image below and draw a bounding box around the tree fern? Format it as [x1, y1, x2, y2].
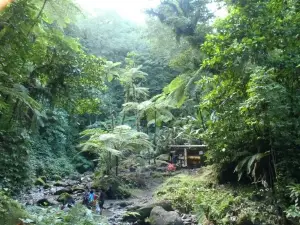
[79, 125, 153, 174]
[0, 84, 41, 112]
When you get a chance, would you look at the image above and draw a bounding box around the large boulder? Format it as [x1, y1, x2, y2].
[137, 200, 173, 219]
[52, 175, 62, 181]
[123, 200, 173, 222]
[53, 181, 67, 187]
[57, 193, 74, 205]
[34, 177, 46, 186]
[150, 206, 183, 225]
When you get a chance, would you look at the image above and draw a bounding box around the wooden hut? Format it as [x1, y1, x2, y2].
[168, 144, 207, 168]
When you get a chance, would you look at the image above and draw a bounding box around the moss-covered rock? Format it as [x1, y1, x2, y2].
[53, 175, 62, 181]
[123, 200, 173, 223]
[53, 181, 64, 187]
[34, 177, 46, 186]
[0, 193, 29, 225]
[43, 183, 51, 189]
[40, 176, 47, 182]
[54, 188, 72, 195]
[57, 193, 74, 204]
[36, 198, 54, 207]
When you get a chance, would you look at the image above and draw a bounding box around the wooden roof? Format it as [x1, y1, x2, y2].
[169, 145, 207, 148]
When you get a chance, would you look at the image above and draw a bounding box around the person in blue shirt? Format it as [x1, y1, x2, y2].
[88, 190, 95, 204]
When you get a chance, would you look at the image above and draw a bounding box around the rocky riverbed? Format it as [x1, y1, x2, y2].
[18, 169, 198, 225]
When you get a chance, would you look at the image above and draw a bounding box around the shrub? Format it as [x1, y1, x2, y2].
[28, 204, 106, 225]
[156, 166, 280, 224]
[0, 129, 31, 192]
[285, 184, 300, 223]
[0, 192, 29, 225]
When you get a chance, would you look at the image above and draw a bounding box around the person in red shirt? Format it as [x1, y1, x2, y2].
[167, 162, 176, 172]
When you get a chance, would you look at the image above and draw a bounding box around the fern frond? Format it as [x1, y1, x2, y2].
[0, 84, 41, 111]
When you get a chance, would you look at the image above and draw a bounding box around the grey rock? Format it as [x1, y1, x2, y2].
[54, 188, 73, 195]
[123, 200, 173, 222]
[150, 206, 183, 225]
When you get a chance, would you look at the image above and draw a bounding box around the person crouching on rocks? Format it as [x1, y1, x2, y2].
[167, 162, 176, 172]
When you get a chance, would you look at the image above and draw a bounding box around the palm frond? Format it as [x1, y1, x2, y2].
[122, 102, 139, 113]
[234, 151, 270, 181]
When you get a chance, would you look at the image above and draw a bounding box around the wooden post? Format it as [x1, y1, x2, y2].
[184, 148, 187, 167]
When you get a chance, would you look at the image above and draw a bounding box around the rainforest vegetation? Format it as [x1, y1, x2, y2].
[0, 0, 299, 224]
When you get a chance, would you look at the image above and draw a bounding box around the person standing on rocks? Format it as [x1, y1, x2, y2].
[88, 190, 95, 208]
[82, 190, 89, 207]
[107, 185, 113, 199]
[98, 189, 105, 214]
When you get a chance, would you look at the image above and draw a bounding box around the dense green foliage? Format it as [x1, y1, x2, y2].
[0, 0, 106, 190]
[148, 0, 300, 186]
[147, 0, 300, 223]
[1, 0, 300, 224]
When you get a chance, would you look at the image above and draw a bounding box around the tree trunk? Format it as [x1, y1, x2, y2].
[136, 116, 140, 131]
[111, 110, 115, 130]
[132, 83, 140, 131]
[153, 108, 157, 165]
[115, 156, 119, 176]
[198, 108, 206, 130]
[148, 150, 150, 165]
[108, 152, 112, 174]
[89, 114, 92, 125]
[122, 88, 130, 125]
[153, 108, 157, 146]
[121, 112, 126, 125]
